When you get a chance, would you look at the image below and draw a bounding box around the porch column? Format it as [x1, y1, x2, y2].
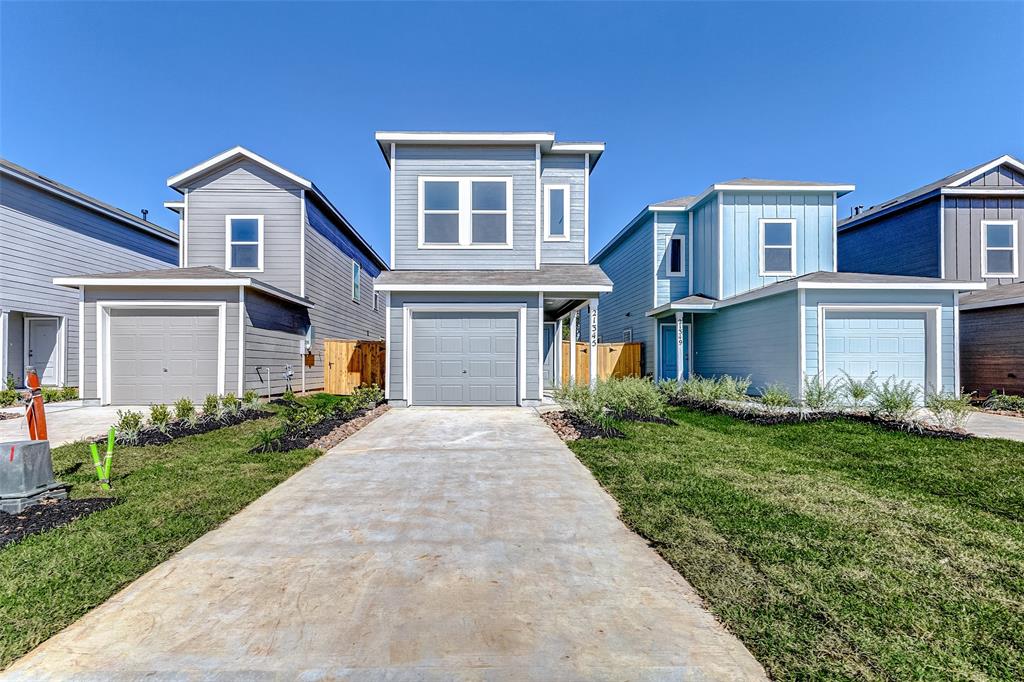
[569, 311, 577, 384]
[675, 312, 686, 381]
[588, 298, 599, 389]
[554, 317, 564, 388]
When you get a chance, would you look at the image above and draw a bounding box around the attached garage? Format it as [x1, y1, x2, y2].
[822, 309, 931, 395]
[410, 311, 519, 405]
[108, 308, 221, 404]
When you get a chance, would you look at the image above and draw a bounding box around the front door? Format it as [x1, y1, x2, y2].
[26, 318, 60, 385]
[659, 323, 677, 381]
[543, 323, 556, 390]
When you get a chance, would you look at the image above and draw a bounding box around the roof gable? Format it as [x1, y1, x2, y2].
[168, 146, 312, 191]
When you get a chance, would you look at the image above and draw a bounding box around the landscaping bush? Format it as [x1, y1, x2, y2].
[840, 370, 876, 410]
[148, 404, 171, 434]
[221, 392, 240, 417]
[113, 409, 144, 446]
[984, 390, 1024, 414]
[925, 392, 974, 430]
[554, 382, 607, 427]
[352, 384, 384, 410]
[242, 390, 261, 412]
[59, 386, 78, 401]
[173, 397, 196, 425]
[202, 394, 220, 420]
[675, 374, 751, 404]
[4, 374, 14, 391]
[719, 374, 752, 401]
[758, 383, 795, 414]
[0, 389, 17, 408]
[802, 375, 843, 411]
[870, 378, 920, 423]
[597, 377, 666, 421]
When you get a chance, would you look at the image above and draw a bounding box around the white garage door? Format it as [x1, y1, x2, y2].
[109, 309, 220, 405]
[823, 310, 928, 394]
[411, 311, 518, 405]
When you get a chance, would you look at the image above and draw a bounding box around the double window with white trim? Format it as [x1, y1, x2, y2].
[226, 215, 263, 271]
[544, 184, 570, 241]
[981, 220, 1018, 278]
[419, 177, 512, 248]
[666, 235, 686, 276]
[759, 218, 796, 277]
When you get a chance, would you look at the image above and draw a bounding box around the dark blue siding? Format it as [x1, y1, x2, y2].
[837, 197, 940, 276]
[305, 198, 382, 277]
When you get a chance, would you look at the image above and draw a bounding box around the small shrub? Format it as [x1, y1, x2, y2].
[758, 383, 795, 414]
[221, 392, 240, 416]
[202, 394, 220, 420]
[719, 375, 752, 401]
[841, 370, 876, 410]
[656, 379, 681, 400]
[676, 374, 751, 403]
[870, 378, 920, 423]
[598, 377, 666, 420]
[242, 390, 262, 412]
[114, 409, 144, 446]
[803, 375, 843, 411]
[173, 397, 197, 425]
[554, 383, 607, 427]
[41, 387, 63, 403]
[253, 427, 283, 453]
[352, 384, 384, 410]
[925, 392, 973, 430]
[148, 404, 171, 434]
[4, 374, 14, 391]
[984, 390, 1024, 414]
[282, 388, 296, 402]
[60, 386, 79, 401]
[0, 389, 17, 407]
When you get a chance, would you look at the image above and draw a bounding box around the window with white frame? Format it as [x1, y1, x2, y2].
[623, 327, 633, 342]
[759, 218, 797, 276]
[225, 215, 263, 271]
[982, 220, 1018, 277]
[666, 235, 686, 276]
[544, 184, 570, 240]
[419, 177, 512, 248]
[351, 261, 361, 302]
[373, 292, 379, 312]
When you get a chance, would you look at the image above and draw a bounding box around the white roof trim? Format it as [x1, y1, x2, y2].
[167, 146, 312, 190]
[375, 132, 556, 145]
[948, 155, 1024, 188]
[550, 142, 606, 153]
[374, 283, 612, 293]
[648, 205, 689, 212]
[796, 281, 986, 291]
[52, 277, 313, 308]
[942, 187, 1024, 196]
[960, 296, 1024, 311]
[163, 201, 185, 213]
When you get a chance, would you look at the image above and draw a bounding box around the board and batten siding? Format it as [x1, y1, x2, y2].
[837, 198, 941, 277]
[654, 213, 690, 307]
[539, 154, 587, 264]
[387, 292, 541, 404]
[721, 191, 835, 299]
[243, 289, 309, 396]
[943, 196, 1024, 286]
[963, 165, 1024, 188]
[0, 174, 177, 387]
[595, 214, 656, 374]
[392, 145, 537, 270]
[184, 159, 303, 293]
[691, 197, 719, 298]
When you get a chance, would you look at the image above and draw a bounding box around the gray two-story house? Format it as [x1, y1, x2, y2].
[838, 154, 1024, 395]
[373, 132, 612, 406]
[55, 147, 387, 405]
[1, 159, 178, 390]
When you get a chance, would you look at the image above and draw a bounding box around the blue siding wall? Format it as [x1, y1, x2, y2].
[721, 191, 835, 298]
[540, 154, 586, 264]
[306, 198, 382, 277]
[694, 290, 800, 394]
[691, 198, 719, 298]
[654, 213, 690, 306]
[837, 198, 940, 277]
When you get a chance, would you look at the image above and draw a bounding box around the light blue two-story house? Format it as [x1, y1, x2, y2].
[373, 131, 612, 406]
[592, 178, 984, 400]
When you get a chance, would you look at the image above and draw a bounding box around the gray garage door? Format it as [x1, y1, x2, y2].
[411, 311, 518, 405]
[109, 309, 219, 405]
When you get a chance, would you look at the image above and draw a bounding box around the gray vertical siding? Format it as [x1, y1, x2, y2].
[837, 198, 941, 277]
[691, 197, 719, 298]
[243, 290, 308, 396]
[393, 145, 537, 270]
[184, 159, 303, 292]
[943, 196, 1024, 286]
[963, 165, 1024, 188]
[654, 212, 690, 306]
[387, 293, 540, 403]
[0, 174, 177, 387]
[540, 154, 587, 264]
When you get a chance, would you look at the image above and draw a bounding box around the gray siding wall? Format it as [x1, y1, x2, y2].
[393, 145, 537, 270]
[387, 292, 541, 403]
[596, 215, 656, 374]
[540, 154, 587, 264]
[691, 197, 720, 298]
[80, 286, 240, 402]
[655, 212, 690, 306]
[0, 174, 177, 387]
[943, 195, 1024, 286]
[184, 159, 303, 293]
[838, 198, 941, 277]
[694, 291, 800, 395]
[963, 165, 1024, 188]
[243, 290, 308, 396]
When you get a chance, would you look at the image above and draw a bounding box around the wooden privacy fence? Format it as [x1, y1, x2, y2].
[561, 342, 642, 386]
[324, 340, 386, 394]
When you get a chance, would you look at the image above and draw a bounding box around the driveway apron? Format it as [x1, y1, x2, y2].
[7, 407, 766, 681]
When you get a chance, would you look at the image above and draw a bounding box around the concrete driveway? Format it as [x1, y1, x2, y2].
[7, 407, 765, 681]
[0, 402, 148, 447]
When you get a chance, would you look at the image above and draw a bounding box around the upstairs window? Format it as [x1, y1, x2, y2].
[544, 184, 570, 240]
[226, 215, 263, 271]
[623, 328, 633, 343]
[982, 220, 1018, 277]
[666, 235, 686, 276]
[351, 261, 361, 302]
[419, 177, 512, 248]
[759, 218, 796, 277]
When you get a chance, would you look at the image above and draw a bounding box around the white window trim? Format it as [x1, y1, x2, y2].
[225, 215, 264, 272]
[981, 219, 1018, 278]
[622, 328, 633, 343]
[351, 261, 361, 302]
[543, 184, 571, 241]
[758, 218, 797, 277]
[417, 176, 513, 249]
[666, 235, 686, 276]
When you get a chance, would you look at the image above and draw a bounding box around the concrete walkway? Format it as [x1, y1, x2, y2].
[0, 402, 148, 447]
[7, 407, 765, 681]
[965, 410, 1024, 442]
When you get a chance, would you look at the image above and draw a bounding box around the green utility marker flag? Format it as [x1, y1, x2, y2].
[89, 443, 109, 490]
[104, 428, 115, 483]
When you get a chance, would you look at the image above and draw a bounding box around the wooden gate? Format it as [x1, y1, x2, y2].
[560, 342, 642, 385]
[324, 340, 386, 394]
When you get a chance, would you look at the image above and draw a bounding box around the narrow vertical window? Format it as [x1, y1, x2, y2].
[544, 184, 570, 240]
[351, 261, 361, 302]
[667, 235, 686, 276]
[226, 216, 263, 271]
[982, 220, 1018, 277]
[373, 292, 379, 312]
[759, 219, 797, 276]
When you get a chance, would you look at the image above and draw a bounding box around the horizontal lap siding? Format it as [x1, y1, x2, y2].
[655, 213, 690, 306]
[540, 154, 586, 264]
[0, 175, 177, 387]
[959, 304, 1024, 395]
[596, 216, 655, 374]
[943, 196, 1024, 286]
[837, 198, 940, 277]
[694, 291, 799, 395]
[185, 160, 302, 292]
[691, 199, 718, 298]
[393, 145, 537, 270]
[243, 290, 308, 397]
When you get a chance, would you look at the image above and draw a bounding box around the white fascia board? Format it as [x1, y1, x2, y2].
[942, 187, 1024, 196]
[374, 132, 555, 145]
[645, 302, 715, 317]
[795, 281, 987, 291]
[52, 277, 314, 307]
[948, 155, 1024, 187]
[163, 201, 185, 213]
[648, 205, 689, 212]
[374, 283, 613, 293]
[167, 146, 312, 190]
[550, 142, 605, 153]
[713, 183, 855, 193]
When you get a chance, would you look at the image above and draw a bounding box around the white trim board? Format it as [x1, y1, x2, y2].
[374, 282, 612, 293]
[53, 277, 313, 308]
[168, 146, 312, 189]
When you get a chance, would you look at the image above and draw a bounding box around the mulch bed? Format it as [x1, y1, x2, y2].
[253, 403, 388, 453]
[542, 411, 624, 441]
[1, 497, 117, 549]
[94, 409, 270, 447]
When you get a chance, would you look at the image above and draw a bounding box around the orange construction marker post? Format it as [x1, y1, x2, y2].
[24, 369, 48, 442]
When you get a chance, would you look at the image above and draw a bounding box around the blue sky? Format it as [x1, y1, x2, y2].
[2, 1, 1022, 260]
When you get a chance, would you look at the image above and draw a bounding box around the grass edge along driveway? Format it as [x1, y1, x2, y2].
[570, 407, 1024, 681]
[0, 417, 321, 669]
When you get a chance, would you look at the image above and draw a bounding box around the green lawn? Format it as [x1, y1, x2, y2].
[0, 417, 321, 668]
[570, 408, 1024, 681]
